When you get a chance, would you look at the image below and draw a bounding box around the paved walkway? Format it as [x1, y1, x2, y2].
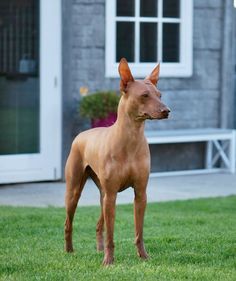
[0, 173, 235, 207]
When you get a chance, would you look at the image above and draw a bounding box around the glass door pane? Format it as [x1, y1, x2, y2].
[0, 0, 39, 155]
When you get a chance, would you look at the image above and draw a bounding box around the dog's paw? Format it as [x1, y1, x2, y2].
[65, 245, 74, 253]
[137, 251, 149, 260]
[140, 253, 149, 260]
[102, 255, 114, 266]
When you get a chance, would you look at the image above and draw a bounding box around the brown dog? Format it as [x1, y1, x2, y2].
[64, 58, 170, 266]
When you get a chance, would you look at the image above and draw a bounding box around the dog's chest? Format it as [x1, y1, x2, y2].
[102, 152, 150, 187]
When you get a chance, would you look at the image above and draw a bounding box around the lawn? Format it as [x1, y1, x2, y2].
[0, 196, 235, 281]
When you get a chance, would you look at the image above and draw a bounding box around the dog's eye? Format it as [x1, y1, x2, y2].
[142, 92, 149, 98]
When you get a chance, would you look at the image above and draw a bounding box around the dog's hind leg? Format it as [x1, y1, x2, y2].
[96, 190, 105, 252]
[64, 141, 87, 252]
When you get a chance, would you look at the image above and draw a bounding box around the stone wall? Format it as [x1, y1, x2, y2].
[62, 0, 233, 173]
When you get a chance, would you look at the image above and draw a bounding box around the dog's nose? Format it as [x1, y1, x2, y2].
[161, 107, 171, 114]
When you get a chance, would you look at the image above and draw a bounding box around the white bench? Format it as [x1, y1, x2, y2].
[145, 129, 236, 177]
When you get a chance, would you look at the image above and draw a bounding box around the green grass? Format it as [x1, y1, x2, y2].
[0, 196, 235, 281]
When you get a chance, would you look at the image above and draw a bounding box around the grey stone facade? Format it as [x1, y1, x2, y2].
[62, 0, 236, 173]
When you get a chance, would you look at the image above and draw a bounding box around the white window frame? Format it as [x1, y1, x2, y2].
[105, 0, 193, 78]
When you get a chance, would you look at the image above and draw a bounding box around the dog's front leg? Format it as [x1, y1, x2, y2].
[134, 190, 149, 259]
[102, 192, 117, 266]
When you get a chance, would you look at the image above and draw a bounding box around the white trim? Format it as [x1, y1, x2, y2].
[158, 0, 163, 63]
[105, 0, 193, 78]
[40, 0, 62, 180]
[0, 0, 62, 184]
[115, 17, 181, 23]
[135, 0, 140, 63]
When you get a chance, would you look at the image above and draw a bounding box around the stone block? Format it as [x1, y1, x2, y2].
[73, 3, 104, 15]
[72, 14, 105, 47]
[194, 0, 222, 8]
[73, 48, 104, 60]
[194, 9, 222, 50]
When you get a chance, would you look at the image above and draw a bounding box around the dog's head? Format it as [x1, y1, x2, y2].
[118, 58, 170, 121]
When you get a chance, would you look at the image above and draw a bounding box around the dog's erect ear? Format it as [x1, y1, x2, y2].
[145, 63, 160, 86]
[118, 58, 134, 92]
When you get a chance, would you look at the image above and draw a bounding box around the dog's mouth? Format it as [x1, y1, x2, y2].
[158, 111, 170, 120]
[135, 113, 151, 121]
[136, 111, 170, 121]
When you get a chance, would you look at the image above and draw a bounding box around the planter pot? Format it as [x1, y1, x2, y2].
[91, 112, 117, 128]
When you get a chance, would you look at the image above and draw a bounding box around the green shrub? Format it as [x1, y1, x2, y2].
[79, 91, 120, 119]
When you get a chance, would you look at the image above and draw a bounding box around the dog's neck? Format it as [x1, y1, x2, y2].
[112, 96, 145, 145]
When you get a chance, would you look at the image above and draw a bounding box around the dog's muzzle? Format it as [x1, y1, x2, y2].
[159, 107, 171, 119]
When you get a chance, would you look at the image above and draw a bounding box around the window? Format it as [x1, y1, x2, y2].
[105, 0, 193, 77]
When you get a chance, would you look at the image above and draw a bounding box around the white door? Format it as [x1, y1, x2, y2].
[0, 0, 61, 184]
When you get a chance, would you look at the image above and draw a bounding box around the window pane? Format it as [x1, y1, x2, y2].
[163, 0, 180, 18]
[116, 22, 135, 62]
[140, 0, 157, 17]
[140, 23, 157, 62]
[116, 0, 135, 17]
[163, 23, 179, 62]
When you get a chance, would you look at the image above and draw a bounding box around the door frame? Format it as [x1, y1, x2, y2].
[0, 0, 62, 184]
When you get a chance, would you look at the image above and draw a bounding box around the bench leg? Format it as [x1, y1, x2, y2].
[229, 131, 236, 173]
[206, 138, 234, 173]
[206, 141, 213, 169]
[212, 140, 230, 169]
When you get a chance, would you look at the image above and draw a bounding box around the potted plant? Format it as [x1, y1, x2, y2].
[79, 89, 120, 128]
